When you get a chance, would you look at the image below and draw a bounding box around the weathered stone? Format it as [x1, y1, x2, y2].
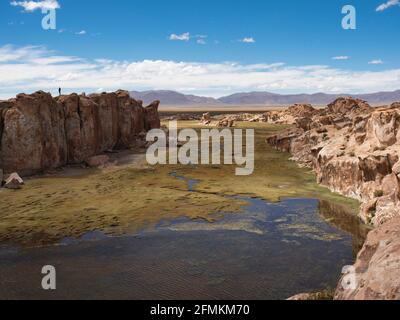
[144, 100, 161, 130]
[295, 117, 312, 131]
[287, 293, 313, 300]
[335, 217, 400, 300]
[0, 90, 160, 176]
[267, 96, 400, 300]
[85, 155, 110, 168]
[4, 172, 24, 189]
[1, 91, 67, 176]
[201, 112, 212, 125]
[287, 104, 317, 118]
[327, 97, 372, 115]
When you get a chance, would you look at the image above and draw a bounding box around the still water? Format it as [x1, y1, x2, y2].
[0, 194, 368, 300]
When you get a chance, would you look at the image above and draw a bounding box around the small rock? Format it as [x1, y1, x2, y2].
[5, 172, 24, 189]
[287, 293, 313, 300]
[104, 149, 119, 154]
[85, 155, 110, 168]
[392, 161, 400, 175]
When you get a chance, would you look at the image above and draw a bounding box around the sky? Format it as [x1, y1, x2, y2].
[0, 0, 399, 98]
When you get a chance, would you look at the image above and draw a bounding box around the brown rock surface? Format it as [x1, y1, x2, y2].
[86, 155, 110, 168]
[4, 172, 24, 189]
[327, 97, 372, 115]
[144, 100, 161, 130]
[201, 112, 212, 125]
[266, 98, 400, 226]
[1, 91, 67, 175]
[267, 97, 400, 300]
[0, 90, 160, 176]
[335, 217, 400, 300]
[287, 103, 317, 118]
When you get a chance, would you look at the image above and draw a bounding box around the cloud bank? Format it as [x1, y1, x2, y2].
[10, 0, 60, 12]
[0, 45, 399, 98]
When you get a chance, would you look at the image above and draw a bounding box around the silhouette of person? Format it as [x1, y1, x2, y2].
[58, 87, 61, 96]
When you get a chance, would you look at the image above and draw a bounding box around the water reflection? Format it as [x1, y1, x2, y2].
[318, 200, 370, 256]
[0, 197, 367, 300]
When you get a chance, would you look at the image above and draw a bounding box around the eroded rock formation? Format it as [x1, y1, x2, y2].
[0, 90, 160, 176]
[267, 98, 400, 226]
[335, 216, 400, 300]
[266, 97, 400, 300]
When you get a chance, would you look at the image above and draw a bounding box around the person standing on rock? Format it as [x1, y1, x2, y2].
[58, 87, 62, 96]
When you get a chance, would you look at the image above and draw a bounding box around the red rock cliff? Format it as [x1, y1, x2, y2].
[0, 90, 160, 176]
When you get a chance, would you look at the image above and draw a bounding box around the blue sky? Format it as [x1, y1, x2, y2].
[1, 0, 399, 98]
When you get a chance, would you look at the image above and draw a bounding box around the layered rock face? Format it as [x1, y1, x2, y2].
[266, 97, 400, 300]
[0, 90, 160, 175]
[267, 98, 400, 226]
[335, 217, 400, 300]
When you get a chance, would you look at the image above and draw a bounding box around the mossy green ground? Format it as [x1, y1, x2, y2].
[0, 121, 359, 246]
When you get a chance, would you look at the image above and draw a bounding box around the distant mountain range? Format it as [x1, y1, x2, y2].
[130, 89, 400, 106]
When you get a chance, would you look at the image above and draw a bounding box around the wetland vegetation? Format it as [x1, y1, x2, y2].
[0, 121, 361, 246]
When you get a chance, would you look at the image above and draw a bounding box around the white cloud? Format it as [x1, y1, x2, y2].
[332, 56, 350, 60]
[169, 32, 190, 41]
[10, 0, 60, 12]
[75, 30, 87, 35]
[197, 39, 206, 45]
[368, 59, 384, 65]
[0, 45, 399, 98]
[376, 0, 400, 11]
[239, 37, 256, 43]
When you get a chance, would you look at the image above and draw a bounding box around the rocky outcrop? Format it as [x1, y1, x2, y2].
[0, 91, 68, 176]
[201, 112, 211, 125]
[335, 217, 400, 300]
[0, 90, 160, 176]
[327, 97, 372, 116]
[194, 105, 318, 127]
[267, 98, 400, 226]
[266, 97, 400, 300]
[144, 100, 161, 130]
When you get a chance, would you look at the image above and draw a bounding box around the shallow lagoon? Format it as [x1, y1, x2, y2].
[0, 122, 369, 299]
[0, 196, 368, 300]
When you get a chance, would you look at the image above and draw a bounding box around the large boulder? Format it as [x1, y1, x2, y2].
[335, 217, 400, 300]
[327, 97, 372, 116]
[201, 112, 212, 125]
[364, 108, 400, 149]
[287, 104, 317, 118]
